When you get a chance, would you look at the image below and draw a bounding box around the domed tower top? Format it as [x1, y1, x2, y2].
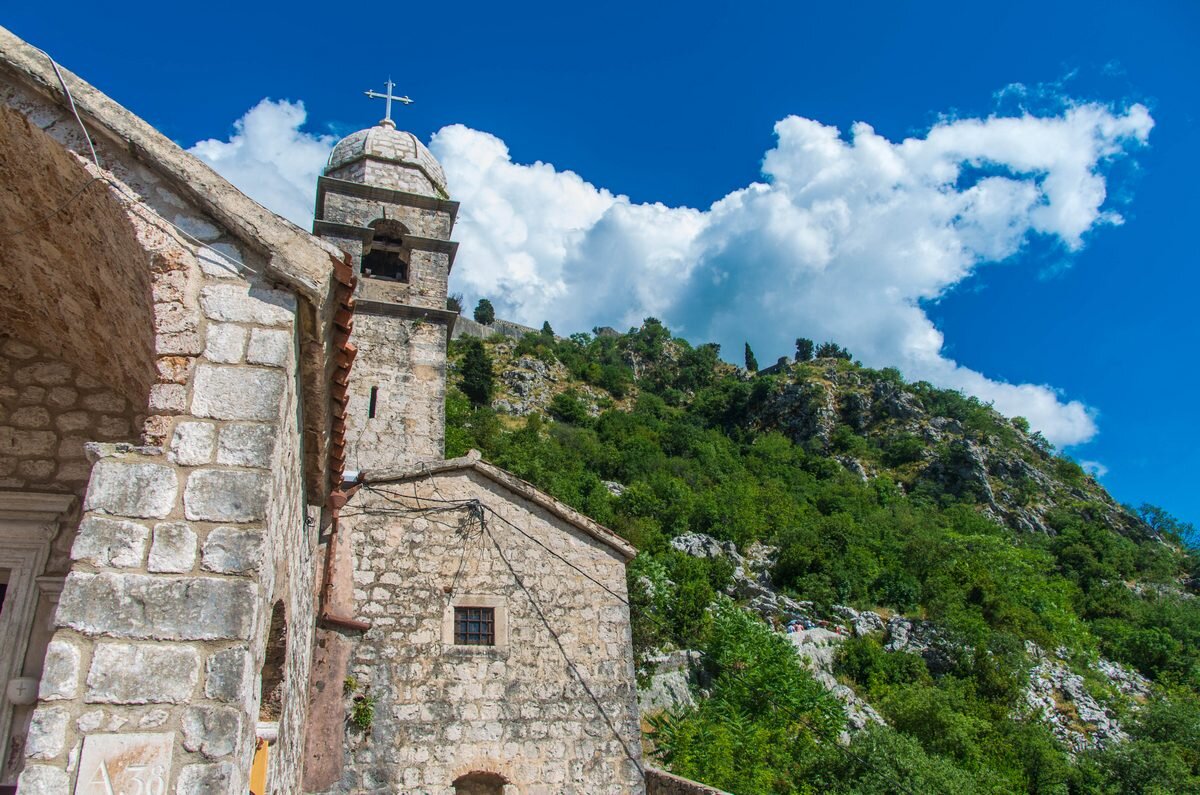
[324, 121, 448, 198]
[312, 80, 460, 471]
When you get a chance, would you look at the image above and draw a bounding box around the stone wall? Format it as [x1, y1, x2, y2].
[0, 104, 157, 410]
[7, 170, 318, 795]
[323, 468, 644, 794]
[450, 317, 539, 342]
[0, 338, 141, 572]
[343, 313, 446, 471]
[644, 768, 732, 795]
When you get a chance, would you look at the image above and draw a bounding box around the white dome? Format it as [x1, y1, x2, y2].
[325, 122, 447, 195]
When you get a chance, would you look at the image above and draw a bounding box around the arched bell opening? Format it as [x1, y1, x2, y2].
[361, 218, 411, 282]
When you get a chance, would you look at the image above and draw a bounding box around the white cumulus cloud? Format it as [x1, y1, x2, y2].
[190, 97, 1152, 448]
[189, 99, 335, 228]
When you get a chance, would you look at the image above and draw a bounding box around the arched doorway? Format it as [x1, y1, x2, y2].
[453, 771, 510, 795]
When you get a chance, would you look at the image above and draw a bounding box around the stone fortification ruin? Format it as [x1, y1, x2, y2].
[0, 24, 695, 795]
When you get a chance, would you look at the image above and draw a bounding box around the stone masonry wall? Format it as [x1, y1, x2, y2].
[343, 314, 446, 472]
[17, 218, 316, 795]
[0, 338, 140, 572]
[323, 469, 644, 795]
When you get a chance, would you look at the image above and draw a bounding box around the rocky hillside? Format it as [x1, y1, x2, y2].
[749, 358, 1146, 539]
[447, 320, 1200, 794]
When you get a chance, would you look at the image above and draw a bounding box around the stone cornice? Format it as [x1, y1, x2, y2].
[353, 300, 459, 334]
[316, 176, 460, 224]
[313, 220, 459, 271]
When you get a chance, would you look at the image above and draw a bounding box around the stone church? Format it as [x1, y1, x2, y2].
[0, 24, 725, 795]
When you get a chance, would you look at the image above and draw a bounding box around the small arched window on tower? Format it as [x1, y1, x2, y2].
[362, 219, 410, 282]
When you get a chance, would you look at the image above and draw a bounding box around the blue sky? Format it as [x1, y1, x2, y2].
[5, 2, 1197, 527]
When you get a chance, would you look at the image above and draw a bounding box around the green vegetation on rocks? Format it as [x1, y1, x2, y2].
[447, 320, 1199, 794]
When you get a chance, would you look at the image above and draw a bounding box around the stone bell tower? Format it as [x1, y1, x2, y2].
[313, 91, 459, 471]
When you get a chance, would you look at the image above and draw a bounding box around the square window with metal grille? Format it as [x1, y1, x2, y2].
[454, 606, 496, 646]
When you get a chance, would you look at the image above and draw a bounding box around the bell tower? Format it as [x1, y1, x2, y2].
[313, 86, 459, 471]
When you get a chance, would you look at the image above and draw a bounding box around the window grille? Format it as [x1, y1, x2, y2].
[454, 606, 495, 646]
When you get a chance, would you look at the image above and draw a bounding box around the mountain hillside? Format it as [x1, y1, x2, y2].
[446, 320, 1199, 794]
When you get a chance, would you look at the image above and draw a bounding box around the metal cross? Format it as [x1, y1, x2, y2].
[364, 78, 413, 127]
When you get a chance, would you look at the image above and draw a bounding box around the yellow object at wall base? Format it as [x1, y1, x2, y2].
[249, 737, 269, 794]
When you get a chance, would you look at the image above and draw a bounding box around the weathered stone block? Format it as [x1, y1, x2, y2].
[71, 516, 148, 568]
[169, 421, 215, 466]
[11, 406, 50, 428]
[147, 522, 197, 572]
[81, 390, 128, 413]
[46, 386, 77, 408]
[18, 386, 46, 405]
[58, 572, 256, 640]
[184, 469, 269, 522]
[95, 415, 132, 440]
[198, 246, 242, 279]
[84, 460, 178, 519]
[85, 643, 200, 704]
[156, 355, 192, 384]
[245, 327, 291, 367]
[176, 761, 233, 794]
[205, 646, 252, 702]
[0, 427, 56, 456]
[215, 423, 276, 468]
[154, 300, 198, 335]
[205, 324, 247, 364]
[55, 411, 91, 433]
[149, 383, 188, 414]
[202, 526, 263, 574]
[18, 458, 55, 479]
[199, 283, 295, 326]
[15, 764, 69, 794]
[38, 639, 81, 701]
[17, 361, 72, 386]
[182, 705, 243, 758]
[190, 364, 284, 421]
[25, 705, 69, 759]
[2, 338, 38, 359]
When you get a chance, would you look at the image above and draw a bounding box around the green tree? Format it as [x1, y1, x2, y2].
[473, 298, 495, 325]
[744, 342, 759, 372]
[458, 338, 494, 406]
[446, 292, 463, 313]
[541, 320, 554, 338]
[815, 340, 852, 360]
[795, 337, 814, 362]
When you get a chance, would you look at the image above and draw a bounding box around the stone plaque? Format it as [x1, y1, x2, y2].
[75, 733, 172, 795]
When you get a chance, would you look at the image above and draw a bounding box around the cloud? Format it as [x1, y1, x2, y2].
[190, 98, 1152, 448]
[431, 105, 1150, 447]
[188, 99, 335, 228]
[1080, 460, 1109, 478]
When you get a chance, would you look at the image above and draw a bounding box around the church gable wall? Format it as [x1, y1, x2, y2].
[328, 470, 644, 795]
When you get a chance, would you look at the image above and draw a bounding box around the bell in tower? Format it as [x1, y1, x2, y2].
[313, 81, 460, 471]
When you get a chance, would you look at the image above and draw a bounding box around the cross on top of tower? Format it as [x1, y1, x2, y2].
[364, 79, 413, 129]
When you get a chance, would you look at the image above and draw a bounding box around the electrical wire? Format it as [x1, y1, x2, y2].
[482, 517, 646, 778]
[11, 46, 255, 278]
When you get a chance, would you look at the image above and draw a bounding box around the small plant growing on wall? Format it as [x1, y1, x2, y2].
[343, 675, 358, 696]
[350, 693, 376, 731]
